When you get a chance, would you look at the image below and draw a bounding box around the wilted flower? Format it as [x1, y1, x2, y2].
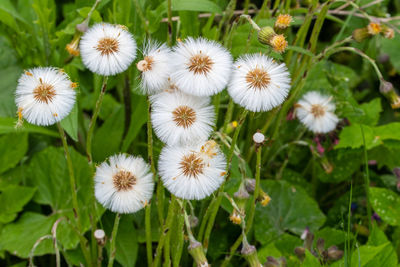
[170, 37, 233, 96]
[295, 91, 339, 133]
[80, 23, 137, 76]
[367, 22, 381, 35]
[150, 90, 215, 146]
[258, 26, 288, 53]
[158, 140, 226, 200]
[15, 67, 76, 126]
[94, 154, 154, 213]
[227, 54, 291, 112]
[274, 14, 292, 30]
[137, 41, 172, 94]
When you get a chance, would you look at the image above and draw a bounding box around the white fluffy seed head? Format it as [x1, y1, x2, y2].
[295, 91, 339, 134]
[150, 90, 215, 146]
[137, 41, 172, 95]
[15, 67, 76, 126]
[80, 23, 137, 76]
[94, 154, 154, 214]
[158, 140, 226, 200]
[227, 54, 291, 112]
[253, 132, 265, 143]
[170, 37, 233, 96]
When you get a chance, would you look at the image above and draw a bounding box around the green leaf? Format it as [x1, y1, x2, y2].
[370, 187, 400, 226]
[365, 225, 398, 267]
[314, 227, 350, 248]
[0, 185, 36, 223]
[172, 0, 222, 13]
[26, 146, 95, 250]
[350, 243, 390, 267]
[0, 133, 28, 174]
[0, 117, 58, 137]
[254, 180, 326, 244]
[336, 124, 380, 149]
[93, 106, 125, 162]
[0, 0, 28, 31]
[381, 34, 400, 72]
[104, 214, 138, 267]
[121, 95, 148, 152]
[301, 250, 321, 267]
[0, 212, 55, 258]
[60, 102, 78, 141]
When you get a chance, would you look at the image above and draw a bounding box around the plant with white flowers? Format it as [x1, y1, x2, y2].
[295, 91, 339, 133]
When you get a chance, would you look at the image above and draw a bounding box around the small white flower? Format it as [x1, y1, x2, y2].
[137, 41, 172, 94]
[15, 67, 76, 126]
[171, 37, 233, 96]
[295, 91, 339, 134]
[158, 140, 226, 200]
[227, 54, 291, 112]
[150, 90, 215, 146]
[94, 154, 154, 213]
[80, 23, 137, 76]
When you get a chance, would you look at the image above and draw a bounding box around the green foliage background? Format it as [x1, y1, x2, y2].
[0, 0, 400, 266]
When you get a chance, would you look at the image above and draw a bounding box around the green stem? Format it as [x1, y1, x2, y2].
[167, 0, 173, 46]
[222, 99, 235, 131]
[360, 125, 372, 230]
[107, 213, 121, 267]
[222, 145, 262, 266]
[86, 76, 108, 163]
[202, 109, 248, 251]
[145, 205, 153, 267]
[133, 0, 149, 35]
[57, 123, 92, 266]
[146, 97, 155, 266]
[153, 195, 177, 267]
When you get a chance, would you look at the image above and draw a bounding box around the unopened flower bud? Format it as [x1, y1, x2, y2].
[380, 80, 394, 94]
[378, 53, 390, 64]
[188, 240, 209, 267]
[258, 26, 276, 45]
[76, 21, 89, 33]
[189, 215, 199, 228]
[245, 178, 256, 193]
[381, 25, 394, 39]
[327, 246, 344, 261]
[229, 210, 242, 225]
[352, 28, 370, 42]
[94, 229, 106, 246]
[380, 79, 400, 109]
[253, 132, 265, 144]
[257, 190, 271, 206]
[66, 34, 81, 57]
[241, 243, 262, 267]
[294, 247, 305, 260]
[316, 238, 325, 254]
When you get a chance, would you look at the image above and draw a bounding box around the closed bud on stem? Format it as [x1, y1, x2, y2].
[294, 247, 305, 261]
[76, 20, 89, 33]
[320, 156, 333, 174]
[381, 25, 394, 39]
[257, 190, 271, 207]
[234, 183, 250, 212]
[352, 28, 370, 43]
[327, 246, 344, 261]
[94, 229, 106, 246]
[241, 243, 262, 267]
[229, 209, 242, 225]
[189, 215, 199, 228]
[258, 27, 288, 53]
[264, 256, 287, 267]
[380, 79, 400, 109]
[245, 178, 256, 193]
[226, 120, 238, 134]
[188, 240, 209, 267]
[316, 238, 325, 254]
[66, 33, 81, 57]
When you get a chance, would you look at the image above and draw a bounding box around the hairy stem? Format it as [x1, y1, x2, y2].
[86, 76, 108, 163]
[107, 213, 121, 267]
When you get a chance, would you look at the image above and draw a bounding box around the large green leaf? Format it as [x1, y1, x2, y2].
[381, 34, 400, 72]
[60, 102, 78, 141]
[92, 106, 125, 162]
[254, 180, 326, 244]
[0, 117, 58, 137]
[0, 133, 28, 174]
[104, 214, 139, 267]
[365, 225, 398, 267]
[370, 187, 400, 226]
[26, 146, 95, 251]
[0, 212, 56, 258]
[0, 185, 36, 223]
